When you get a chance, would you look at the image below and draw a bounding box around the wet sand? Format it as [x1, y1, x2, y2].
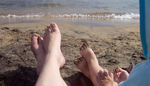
[0, 22, 145, 86]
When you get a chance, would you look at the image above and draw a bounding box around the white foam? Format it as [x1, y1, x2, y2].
[58, 14, 101, 18]
[0, 13, 139, 20]
[56, 13, 139, 20]
[108, 13, 139, 20]
[0, 14, 43, 18]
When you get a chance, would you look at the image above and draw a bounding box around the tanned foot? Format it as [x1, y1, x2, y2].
[74, 57, 90, 78]
[80, 41, 104, 86]
[31, 33, 45, 74]
[43, 23, 65, 67]
[80, 41, 100, 69]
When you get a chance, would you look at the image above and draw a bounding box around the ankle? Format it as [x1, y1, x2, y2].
[45, 58, 60, 68]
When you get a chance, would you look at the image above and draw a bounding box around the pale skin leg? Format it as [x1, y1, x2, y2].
[31, 23, 67, 86]
[31, 23, 131, 86]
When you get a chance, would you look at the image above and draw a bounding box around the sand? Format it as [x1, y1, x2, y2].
[0, 22, 145, 86]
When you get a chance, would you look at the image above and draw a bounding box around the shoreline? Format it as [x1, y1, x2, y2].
[0, 14, 139, 27]
[0, 21, 140, 38]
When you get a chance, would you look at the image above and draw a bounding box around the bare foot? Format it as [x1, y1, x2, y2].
[80, 41, 104, 86]
[31, 23, 65, 75]
[113, 66, 130, 83]
[74, 57, 90, 78]
[31, 33, 45, 74]
[35, 23, 67, 86]
[80, 42, 100, 68]
[43, 23, 65, 67]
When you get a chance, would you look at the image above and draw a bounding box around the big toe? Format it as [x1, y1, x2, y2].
[74, 58, 81, 66]
[50, 22, 60, 32]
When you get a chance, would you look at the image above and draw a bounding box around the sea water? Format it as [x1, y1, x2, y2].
[0, 0, 139, 25]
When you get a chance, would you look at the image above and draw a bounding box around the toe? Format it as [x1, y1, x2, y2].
[44, 28, 48, 37]
[80, 43, 86, 51]
[80, 49, 84, 57]
[74, 57, 83, 65]
[80, 42, 89, 52]
[31, 33, 39, 50]
[43, 28, 47, 38]
[38, 37, 44, 48]
[82, 43, 87, 49]
[79, 57, 83, 62]
[83, 41, 89, 47]
[108, 72, 114, 79]
[43, 26, 51, 39]
[80, 46, 84, 51]
[74, 59, 80, 65]
[50, 22, 59, 32]
[103, 69, 109, 77]
[114, 66, 120, 73]
[127, 63, 133, 73]
[46, 26, 52, 32]
[74, 60, 78, 65]
[79, 44, 87, 56]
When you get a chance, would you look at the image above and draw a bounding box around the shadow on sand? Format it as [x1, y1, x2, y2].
[0, 66, 93, 86]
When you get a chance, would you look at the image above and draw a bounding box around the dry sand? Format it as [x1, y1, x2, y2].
[0, 22, 145, 86]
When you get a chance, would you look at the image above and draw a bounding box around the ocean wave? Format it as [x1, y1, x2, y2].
[56, 13, 139, 20]
[0, 14, 43, 18]
[0, 13, 139, 20]
[109, 13, 139, 19]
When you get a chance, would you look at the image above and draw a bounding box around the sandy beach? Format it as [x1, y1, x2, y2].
[0, 21, 145, 86]
[0, 0, 142, 85]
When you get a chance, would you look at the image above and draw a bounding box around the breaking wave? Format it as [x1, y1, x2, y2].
[0, 13, 139, 20]
[56, 13, 139, 20]
[0, 14, 43, 18]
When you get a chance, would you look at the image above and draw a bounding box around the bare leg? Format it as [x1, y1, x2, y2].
[32, 23, 67, 86]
